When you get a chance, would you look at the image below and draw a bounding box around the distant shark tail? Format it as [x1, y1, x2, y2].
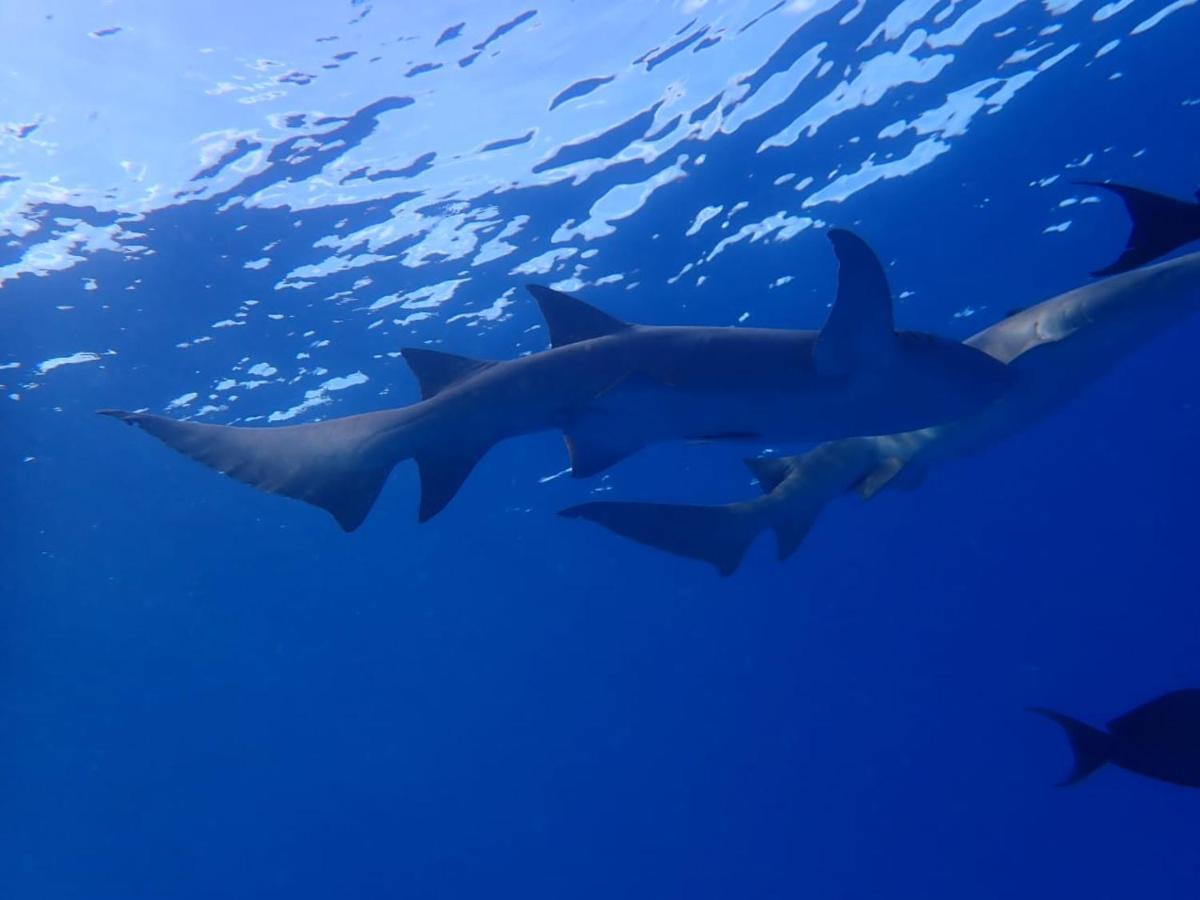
[1083, 181, 1200, 276]
[99, 408, 416, 531]
[1027, 707, 1112, 787]
[559, 501, 764, 576]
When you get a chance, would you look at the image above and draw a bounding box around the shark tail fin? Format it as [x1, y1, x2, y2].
[1081, 181, 1200, 276]
[1027, 707, 1112, 787]
[559, 501, 762, 576]
[99, 407, 415, 531]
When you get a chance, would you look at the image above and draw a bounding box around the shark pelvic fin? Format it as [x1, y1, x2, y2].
[525, 284, 630, 347]
[564, 422, 645, 478]
[813, 228, 897, 376]
[560, 501, 760, 576]
[744, 456, 792, 494]
[1079, 181, 1200, 276]
[414, 447, 489, 522]
[855, 456, 911, 500]
[400, 348, 495, 400]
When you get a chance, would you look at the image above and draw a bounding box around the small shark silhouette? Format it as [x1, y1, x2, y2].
[563, 183, 1200, 573]
[100, 229, 1011, 529]
[1029, 691, 1200, 788]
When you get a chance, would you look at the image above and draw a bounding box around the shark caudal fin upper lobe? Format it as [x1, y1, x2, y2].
[98, 408, 412, 532]
[559, 501, 762, 576]
[1083, 182, 1200, 276]
[1027, 707, 1113, 787]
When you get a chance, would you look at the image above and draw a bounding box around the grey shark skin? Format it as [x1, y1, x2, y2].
[1028, 690, 1200, 788]
[563, 241, 1200, 574]
[99, 229, 1011, 530]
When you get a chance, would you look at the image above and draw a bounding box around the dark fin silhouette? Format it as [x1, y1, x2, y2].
[813, 229, 897, 376]
[774, 517, 813, 561]
[1080, 181, 1200, 276]
[1107, 689, 1200, 738]
[744, 456, 792, 493]
[1027, 707, 1112, 787]
[560, 501, 760, 576]
[563, 424, 645, 478]
[98, 408, 407, 531]
[400, 348, 494, 400]
[525, 284, 630, 347]
[414, 448, 488, 522]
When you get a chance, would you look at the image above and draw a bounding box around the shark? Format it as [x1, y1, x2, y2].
[100, 229, 1013, 531]
[562, 183, 1200, 574]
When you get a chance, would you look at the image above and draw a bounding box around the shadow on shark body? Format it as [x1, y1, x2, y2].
[100, 229, 1012, 530]
[563, 182, 1200, 574]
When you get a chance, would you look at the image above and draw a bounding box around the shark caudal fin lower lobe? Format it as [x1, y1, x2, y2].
[99, 408, 413, 531]
[1027, 707, 1113, 787]
[559, 501, 762, 576]
[1082, 181, 1200, 276]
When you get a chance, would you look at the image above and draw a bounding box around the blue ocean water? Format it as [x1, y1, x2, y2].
[3, 1, 1200, 896]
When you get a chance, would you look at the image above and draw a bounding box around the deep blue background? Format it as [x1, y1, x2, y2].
[4, 5, 1200, 898]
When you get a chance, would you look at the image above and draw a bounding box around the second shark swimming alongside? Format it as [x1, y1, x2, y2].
[563, 183, 1200, 574]
[100, 229, 1011, 530]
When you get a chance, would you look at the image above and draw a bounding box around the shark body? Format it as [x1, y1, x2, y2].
[564, 184, 1200, 574]
[100, 229, 1011, 530]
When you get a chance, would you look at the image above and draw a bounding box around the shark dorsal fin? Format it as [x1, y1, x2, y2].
[744, 456, 791, 494]
[526, 284, 629, 348]
[813, 229, 897, 377]
[400, 348, 493, 400]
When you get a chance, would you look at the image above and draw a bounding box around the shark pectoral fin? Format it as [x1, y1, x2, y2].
[563, 424, 645, 478]
[525, 284, 630, 347]
[414, 447, 489, 522]
[744, 456, 792, 494]
[400, 347, 494, 399]
[813, 229, 897, 377]
[854, 456, 912, 500]
[560, 501, 761, 576]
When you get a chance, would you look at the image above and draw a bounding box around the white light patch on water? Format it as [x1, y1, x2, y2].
[1094, 0, 1138, 20]
[246, 362, 277, 377]
[685, 205, 723, 237]
[759, 30, 953, 150]
[926, 0, 1024, 49]
[706, 211, 815, 261]
[166, 391, 199, 410]
[1095, 40, 1121, 58]
[1131, 0, 1196, 32]
[243, 257, 270, 270]
[861, 0, 940, 46]
[511, 247, 578, 275]
[1043, 0, 1085, 12]
[804, 138, 951, 207]
[473, 215, 531, 266]
[449, 289, 516, 325]
[1043, 220, 1072, 233]
[552, 157, 689, 243]
[36, 351, 102, 374]
[268, 371, 369, 423]
[0, 222, 127, 288]
[0, 362, 20, 370]
[368, 278, 470, 313]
